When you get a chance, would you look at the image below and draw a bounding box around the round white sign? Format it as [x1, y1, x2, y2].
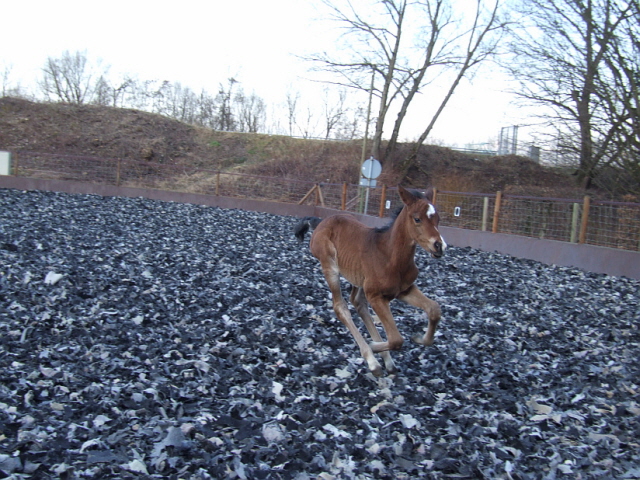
[361, 157, 382, 179]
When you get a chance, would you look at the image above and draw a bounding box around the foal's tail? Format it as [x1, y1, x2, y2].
[294, 216, 322, 242]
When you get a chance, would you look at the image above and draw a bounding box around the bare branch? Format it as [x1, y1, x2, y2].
[505, 0, 639, 191]
[307, 0, 508, 169]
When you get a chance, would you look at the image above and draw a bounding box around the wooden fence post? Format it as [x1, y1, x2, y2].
[215, 171, 221, 196]
[298, 185, 318, 205]
[492, 191, 502, 233]
[432, 188, 438, 205]
[570, 203, 580, 243]
[316, 184, 325, 207]
[116, 159, 121, 186]
[379, 184, 387, 217]
[482, 196, 489, 231]
[13, 152, 19, 176]
[341, 183, 347, 210]
[579, 196, 590, 244]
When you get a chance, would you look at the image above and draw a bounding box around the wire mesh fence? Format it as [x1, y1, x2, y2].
[588, 200, 640, 251]
[498, 196, 578, 242]
[10, 151, 640, 252]
[436, 192, 496, 232]
[437, 190, 640, 251]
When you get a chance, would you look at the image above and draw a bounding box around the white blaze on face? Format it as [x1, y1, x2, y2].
[427, 203, 447, 251]
[440, 235, 448, 251]
[427, 203, 436, 219]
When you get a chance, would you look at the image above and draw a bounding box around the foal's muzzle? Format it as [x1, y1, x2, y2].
[432, 241, 444, 258]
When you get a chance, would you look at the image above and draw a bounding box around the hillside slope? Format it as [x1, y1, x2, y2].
[0, 96, 583, 196]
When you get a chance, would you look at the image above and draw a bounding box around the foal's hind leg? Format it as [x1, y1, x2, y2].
[397, 285, 442, 346]
[350, 287, 397, 373]
[320, 264, 383, 376]
[365, 294, 404, 354]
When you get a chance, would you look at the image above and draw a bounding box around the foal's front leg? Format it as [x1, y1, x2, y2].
[397, 284, 442, 346]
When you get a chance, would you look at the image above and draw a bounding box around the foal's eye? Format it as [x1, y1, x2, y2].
[414, 217, 421, 224]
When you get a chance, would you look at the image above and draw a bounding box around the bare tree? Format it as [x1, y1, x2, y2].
[136, 80, 169, 112]
[93, 75, 137, 108]
[308, 0, 508, 171]
[506, 0, 638, 189]
[169, 83, 200, 123]
[215, 78, 238, 131]
[235, 90, 267, 133]
[1, 64, 10, 97]
[285, 91, 300, 137]
[403, 0, 507, 168]
[39, 50, 108, 104]
[1, 64, 25, 98]
[93, 76, 111, 106]
[299, 105, 321, 139]
[600, 2, 640, 193]
[194, 90, 218, 129]
[322, 88, 348, 139]
[335, 104, 366, 140]
[319, 87, 364, 140]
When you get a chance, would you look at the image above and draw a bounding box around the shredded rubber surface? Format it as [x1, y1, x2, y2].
[1, 189, 639, 479]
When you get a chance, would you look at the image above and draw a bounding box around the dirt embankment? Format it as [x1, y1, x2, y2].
[0, 96, 586, 196]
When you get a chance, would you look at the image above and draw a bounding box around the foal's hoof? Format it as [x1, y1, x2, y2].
[384, 361, 398, 374]
[411, 334, 433, 346]
[370, 364, 384, 377]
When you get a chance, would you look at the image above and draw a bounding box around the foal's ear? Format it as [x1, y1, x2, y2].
[398, 186, 417, 205]
[424, 188, 434, 202]
[398, 186, 434, 205]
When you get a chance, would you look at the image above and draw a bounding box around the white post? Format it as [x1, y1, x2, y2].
[482, 197, 489, 231]
[0, 151, 11, 175]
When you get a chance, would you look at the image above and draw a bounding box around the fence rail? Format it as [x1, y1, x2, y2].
[8, 151, 640, 252]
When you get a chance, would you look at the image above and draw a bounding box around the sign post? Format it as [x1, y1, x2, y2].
[360, 157, 382, 215]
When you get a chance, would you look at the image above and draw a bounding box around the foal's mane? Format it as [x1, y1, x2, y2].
[374, 189, 428, 234]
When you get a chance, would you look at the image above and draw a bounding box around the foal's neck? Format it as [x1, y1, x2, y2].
[384, 209, 418, 264]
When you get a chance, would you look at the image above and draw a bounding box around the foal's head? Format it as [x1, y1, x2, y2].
[398, 186, 446, 258]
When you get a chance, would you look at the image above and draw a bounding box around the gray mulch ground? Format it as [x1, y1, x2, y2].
[1, 189, 639, 479]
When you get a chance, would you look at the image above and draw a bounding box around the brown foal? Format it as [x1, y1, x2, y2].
[294, 186, 446, 376]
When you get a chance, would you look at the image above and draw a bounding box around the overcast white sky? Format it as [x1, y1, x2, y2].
[1, 0, 540, 148]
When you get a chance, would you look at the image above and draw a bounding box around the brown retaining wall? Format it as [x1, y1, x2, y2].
[2, 176, 639, 280]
